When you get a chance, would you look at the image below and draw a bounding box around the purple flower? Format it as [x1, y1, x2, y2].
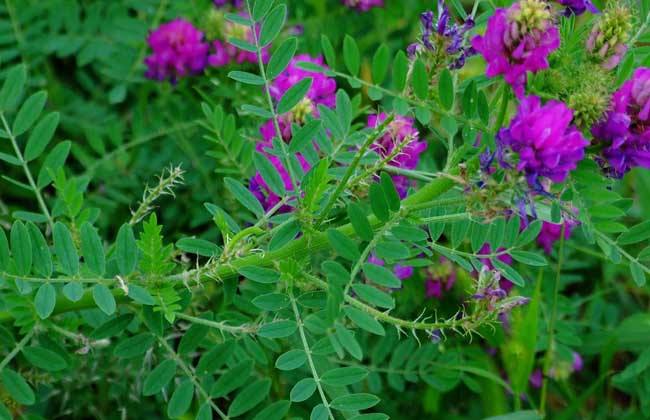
[409, 1, 475, 69]
[367, 113, 427, 198]
[471, 1, 560, 98]
[529, 369, 543, 388]
[342, 0, 384, 12]
[497, 96, 588, 188]
[425, 257, 457, 299]
[572, 352, 584, 372]
[213, 0, 244, 8]
[537, 220, 576, 254]
[144, 19, 209, 82]
[592, 68, 650, 177]
[557, 0, 598, 16]
[367, 254, 414, 281]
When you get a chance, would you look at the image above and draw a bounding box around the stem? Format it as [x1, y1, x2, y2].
[157, 335, 228, 419]
[175, 312, 258, 335]
[245, 0, 299, 193]
[540, 223, 566, 416]
[1, 112, 54, 230]
[0, 329, 34, 371]
[289, 289, 334, 420]
[315, 115, 394, 227]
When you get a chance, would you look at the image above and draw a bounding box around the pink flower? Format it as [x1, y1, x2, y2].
[471, 1, 560, 98]
[144, 19, 209, 82]
[537, 220, 576, 254]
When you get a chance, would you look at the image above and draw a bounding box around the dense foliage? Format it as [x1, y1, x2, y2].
[0, 0, 650, 418]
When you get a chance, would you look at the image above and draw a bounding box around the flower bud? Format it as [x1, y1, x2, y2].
[586, 5, 633, 70]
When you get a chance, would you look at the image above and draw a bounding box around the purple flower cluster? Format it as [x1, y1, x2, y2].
[144, 19, 210, 82]
[537, 220, 576, 254]
[557, 0, 598, 16]
[471, 0, 560, 98]
[592, 68, 650, 177]
[367, 113, 427, 198]
[342, 0, 384, 12]
[496, 96, 588, 189]
[407, 1, 475, 69]
[425, 257, 457, 299]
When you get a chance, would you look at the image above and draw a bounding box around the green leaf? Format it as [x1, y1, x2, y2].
[321, 35, 336, 68]
[275, 349, 307, 371]
[12, 91, 47, 136]
[344, 306, 385, 335]
[211, 360, 253, 397]
[311, 404, 329, 420]
[260, 4, 286, 46]
[24, 112, 59, 161]
[289, 378, 316, 402]
[493, 258, 525, 287]
[258, 320, 297, 338]
[62, 282, 84, 302]
[238, 266, 280, 283]
[92, 284, 116, 315]
[380, 172, 400, 212]
[363, 263, 401, 288]
[369, 183, 389, 222]
[227, 379, 272, 417]
[335, 322, 363, 360]
[343, 35, 360, 76]
[392, 51, 408, 91]
[477, 90, 489, 124]
[438, 69, 454, 110]
[327, 229, 360, 261]
[0, 64, 27, 111]
[330, 393, 379, 411]
[289, 119, 321, 153]
[143, 359, 177, 396]
[167, 380, 194, 418]
[352, 284, 394, 309]
[253, 400, 291, 420]
[348, 203, 374, 241]
[34, 283, 56, 319]
[176, 237, 219, 257]
[254, 152, 286, 196]
[267, 37, 297, 79]
[91, 315, 135, 340]
[321, 366, 368, 386]
[228, 71, 265, 85]
[27, 222, 52, 277]
[22, 346, 68, 371]
[253, 292, 290, 311]
[115, 224, 137, 275]
[197, 342, 235, 375]
[371, 44, 389, 84]
[114, 333, 155, 358]
[37, 140, 71, 188]
[225, 177, 264, 217]
[618, 220, 650, 245]
[252, 0, 274, 21]
[128, 284, 155, 305]
[1, 368, 35, 405]
[53, 222, 78, 276]
[0, 229, 9, 271]
[277, 77, 312, 114]
[411, 58, 428, 100]
[631, 262, 646, 287]
[269, 220, 301, 251]
[509, 250, 547, 267]
[11, 221, 32, 275]
[515, 220, 542, 247]
[80, 222, 105, 276]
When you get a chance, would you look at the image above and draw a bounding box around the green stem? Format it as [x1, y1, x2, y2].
[289, 289, 334, 420]
[175, 312, 258, 335]
[1, 112, 54, 230]
[0, 329, 34, 371]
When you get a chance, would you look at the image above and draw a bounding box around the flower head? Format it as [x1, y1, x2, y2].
[144, 19, 209, 82]
[586, 5, 632, 70]
[497, 96, 588, 188]
[342, 0, 384, 12]
[557, 0, 598, 16]
[537, 219, 577, 254]
[408, 1, 476, 69]
[592, 68, 650, 177]
[471, 0, 560, 98]
[368, 113, 427, 197]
